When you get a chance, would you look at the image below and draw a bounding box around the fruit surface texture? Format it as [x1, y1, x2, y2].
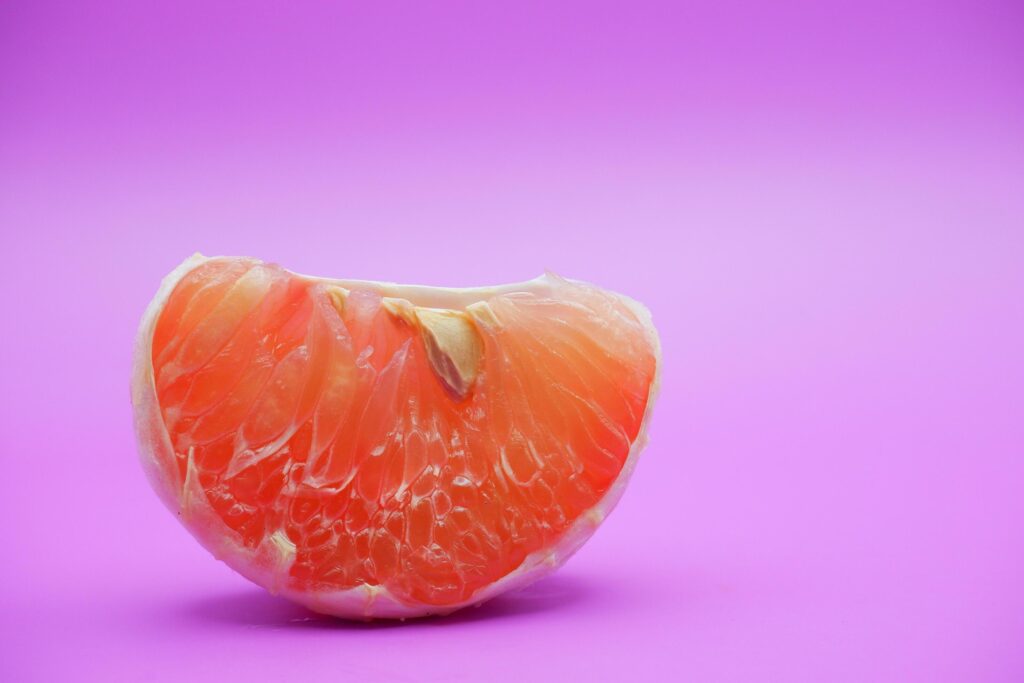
[132, 254, 660, 618]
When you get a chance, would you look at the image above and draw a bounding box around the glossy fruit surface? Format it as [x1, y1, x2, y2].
[132, 254, 660, 618]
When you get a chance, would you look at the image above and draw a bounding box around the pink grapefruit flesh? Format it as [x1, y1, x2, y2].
[132, 254, 660, 618]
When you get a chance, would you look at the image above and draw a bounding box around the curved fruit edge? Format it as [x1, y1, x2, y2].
[131, 253, 208, 516]
[132, 253, 661, 619]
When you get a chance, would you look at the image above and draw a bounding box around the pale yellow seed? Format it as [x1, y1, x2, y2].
[381, 298, 486, 401]
[381, 297, 418, 325]
[415, 307, 484, 401]
[326, 286, 349, 316]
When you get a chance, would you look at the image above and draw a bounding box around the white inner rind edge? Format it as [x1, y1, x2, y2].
[131, 253, 662, 620]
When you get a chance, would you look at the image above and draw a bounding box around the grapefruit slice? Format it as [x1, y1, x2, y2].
[132, 254, 660, 618]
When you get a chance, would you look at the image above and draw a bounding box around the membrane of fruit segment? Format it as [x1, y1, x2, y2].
[132, 254, 661, 618]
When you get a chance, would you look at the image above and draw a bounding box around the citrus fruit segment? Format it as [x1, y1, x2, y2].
[132, 254, 660, 618]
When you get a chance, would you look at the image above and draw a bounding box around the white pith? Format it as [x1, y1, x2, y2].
[131, 253, 662, 620]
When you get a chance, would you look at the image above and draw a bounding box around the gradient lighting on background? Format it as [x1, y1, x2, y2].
[1, 1, 1022, 681]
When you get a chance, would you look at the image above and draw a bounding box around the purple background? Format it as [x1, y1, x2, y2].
[2, 1, 1023, 681]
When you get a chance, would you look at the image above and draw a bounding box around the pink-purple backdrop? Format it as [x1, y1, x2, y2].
[2, 1, 1023, 681]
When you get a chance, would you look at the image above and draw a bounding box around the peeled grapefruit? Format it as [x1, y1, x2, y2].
[132, 254, 660, 618]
